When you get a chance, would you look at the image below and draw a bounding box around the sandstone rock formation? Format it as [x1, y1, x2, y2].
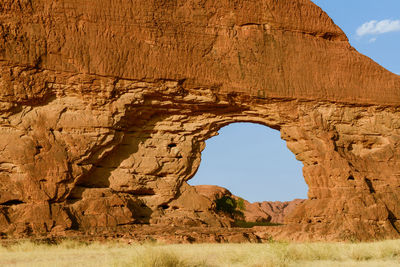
[256, 199, 306, 224]
[194, 185, 305, 224]
[1, 0, 400, 241]
[195, 185, 271, 223]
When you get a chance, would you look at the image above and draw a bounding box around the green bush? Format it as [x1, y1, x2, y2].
[236, 197, 246, 211]
[215, 196, 238, 214]
[214, 196, 245, 220]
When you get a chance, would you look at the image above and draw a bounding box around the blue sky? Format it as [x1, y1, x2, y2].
[189, 1, 400, 202]
[189, 123, 306, 203]
[311, 0, 400, 75]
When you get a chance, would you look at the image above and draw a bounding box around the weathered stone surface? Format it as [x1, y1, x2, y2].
[193, 185, 305, 224]
[194, 185, 270, 223]
[1, 0, 400, 241]
[257, 199, 306, 224]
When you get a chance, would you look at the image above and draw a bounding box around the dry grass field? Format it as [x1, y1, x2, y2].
[1, 239, 400, 267]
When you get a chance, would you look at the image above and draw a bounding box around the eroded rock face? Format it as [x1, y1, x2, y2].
[1, 0, 400, 241]
[193, 185, 305, 224]
[256, 199, 306, 224]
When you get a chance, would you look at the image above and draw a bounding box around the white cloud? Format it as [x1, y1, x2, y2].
[356, 19, 400, 37]
[368, 37, 377, 43]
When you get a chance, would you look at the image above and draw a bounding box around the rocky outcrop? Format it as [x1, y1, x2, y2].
[195, 185, 271, 223]
[194, 185, 305, 224]
[256, 199, 306, 224]
[1, 0, 400, 241]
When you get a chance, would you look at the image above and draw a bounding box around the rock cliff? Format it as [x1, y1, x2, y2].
[1, 0, 400, 241]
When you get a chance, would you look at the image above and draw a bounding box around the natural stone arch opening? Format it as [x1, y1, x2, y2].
[186, 121, 308, 225]
[188, 122, 307, 203]
[148, 112, 311, 227]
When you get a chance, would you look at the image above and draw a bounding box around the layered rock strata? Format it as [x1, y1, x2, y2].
[1, 0, 400, 241]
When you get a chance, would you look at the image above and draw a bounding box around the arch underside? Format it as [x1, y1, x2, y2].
[1, 80, 400, 241]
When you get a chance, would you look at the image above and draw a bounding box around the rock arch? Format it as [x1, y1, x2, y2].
[0, 0, 400, 241]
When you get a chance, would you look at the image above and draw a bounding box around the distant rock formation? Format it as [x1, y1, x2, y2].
[255, 199, 306, 224]
[194, 185, 305, 224]
[1, 0, 400, 241]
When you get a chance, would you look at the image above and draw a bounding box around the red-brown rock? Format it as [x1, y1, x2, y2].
[1, 0, 400, 241]
[194, 185, 305, 224]
[256, 199, 306, 224]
